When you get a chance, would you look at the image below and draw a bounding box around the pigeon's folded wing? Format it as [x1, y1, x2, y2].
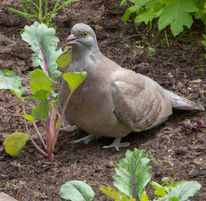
[111, 71, 172, 131]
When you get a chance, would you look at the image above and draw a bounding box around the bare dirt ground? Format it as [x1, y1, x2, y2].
[0, 0, 206, 200]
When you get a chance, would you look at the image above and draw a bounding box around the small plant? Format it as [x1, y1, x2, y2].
[59, 149, 201, 201]
[1, 22, 87, 160]
[120, 0, 206, 37]
[8, 0, 77, 26]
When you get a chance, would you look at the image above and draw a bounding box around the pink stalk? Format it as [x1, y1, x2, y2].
[40, 47, 49, 75]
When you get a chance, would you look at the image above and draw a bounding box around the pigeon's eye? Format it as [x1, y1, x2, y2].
[82, 32, 88, 38]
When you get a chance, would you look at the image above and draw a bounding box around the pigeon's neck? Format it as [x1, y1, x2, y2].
[71, 45, 100, 64]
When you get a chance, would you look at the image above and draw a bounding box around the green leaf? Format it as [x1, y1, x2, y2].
[57, 48, 72, 68]
[30, 69, 52, 100]
[59, 180, 95, 201]
[150, 181, 167, 197]
[156, 181, 201, 201]
[0, 70, 25, 98]
[22, 114, 35, 123]
[32, 100, 50, 121]
[158, 0, 198, 36]
[21, 22, 62, 80]
[3, 132, 29, 156]
[142, 191, 150, 201]
[99, 186, 136, 201]
[113, 148, 151, 201]
[62, 71, 87, 91]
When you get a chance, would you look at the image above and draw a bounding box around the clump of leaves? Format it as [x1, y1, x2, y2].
[7, 0, 77, 26]
[1, 22, 86, 160]
[120, 0, 206, 37]
[59, 148, 201, 201]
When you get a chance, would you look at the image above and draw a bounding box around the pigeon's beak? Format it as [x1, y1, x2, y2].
[66, 34, 78, 45]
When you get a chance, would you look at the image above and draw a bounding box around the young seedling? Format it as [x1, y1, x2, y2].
[7, 0, 77, 26]
[59, 148, 202, 201]
[1, 22, 87, 160]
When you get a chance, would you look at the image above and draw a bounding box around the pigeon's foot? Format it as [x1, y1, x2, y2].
[71, 134, 95, 144]
[60, 125, 77, 132]
[103, 137, 130, 151]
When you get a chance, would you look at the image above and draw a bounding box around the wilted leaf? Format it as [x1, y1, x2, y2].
[22, 114, 35, 123]
[3, 132, 29, 156]
[113, 148, 151, 201]
[21, 22, 62, 80]
[32, 100, 50, 121]
[59, 180, 95, 201]
[57, 48, 72, 68]
[30, 69, 52, 100]
[0, 70, 25, 98]
[62, 71, 87, 91]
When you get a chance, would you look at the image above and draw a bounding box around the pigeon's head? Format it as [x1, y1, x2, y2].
[66, 23, 99, 52]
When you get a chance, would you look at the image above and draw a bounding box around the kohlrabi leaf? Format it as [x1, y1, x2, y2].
[32, 100, 50, 121]
[57, 47, 72, 68]
[21, 22, 62, 80]
[113, 148, 151, 201]
[156, 181, 201, 201]
[0, 70, 25, 98]
[62, 71, 87, 91]
[3, 132, 29, 156]
[30, 69, 52, 100]
[158, 0, 198, 36]
[99, 186, 136, 201]
[22, 114, 35, 123]
[59, 180, 95, 201]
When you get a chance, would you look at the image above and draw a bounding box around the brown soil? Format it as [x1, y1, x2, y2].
[0, 0, 206, 200]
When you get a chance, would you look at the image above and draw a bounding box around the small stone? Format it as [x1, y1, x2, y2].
[175, 147, 189, 155]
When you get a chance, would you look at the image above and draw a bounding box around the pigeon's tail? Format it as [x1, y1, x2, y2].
[164, 89, 205, 111]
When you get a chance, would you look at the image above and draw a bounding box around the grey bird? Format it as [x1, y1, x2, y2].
[59, 23, 204, 150]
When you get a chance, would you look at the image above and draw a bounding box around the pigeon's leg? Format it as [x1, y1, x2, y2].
[103, 137, 130, 151]
[71, 134, 95, 144]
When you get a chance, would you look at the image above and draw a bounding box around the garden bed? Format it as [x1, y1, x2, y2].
[0, 0, 206, 200]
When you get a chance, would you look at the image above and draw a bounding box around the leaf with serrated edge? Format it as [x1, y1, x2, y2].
[62, 72, 87, 91]
[113, 149, 151, 201]
[59, 180, 95, 201]
[21, 22, 62, 80]
[158, 0, 198, 36]
[0, 70, 25, 98]
[3, 132, 29, 156]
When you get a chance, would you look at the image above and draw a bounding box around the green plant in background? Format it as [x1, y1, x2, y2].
[59, 148, 201, 201]
[1, 22, 86, 160]
[8, 0, 77, 26]
[201, 34, 206, 58]
[120, 0, 206, 37]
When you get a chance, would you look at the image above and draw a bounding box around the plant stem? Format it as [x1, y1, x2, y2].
[21, 103, 48, 157]
[45, 0, 49, 23]
[48, 0, 61, 24]
[58, 90, 73, 132]
[33, 121, 47, 151]
[38, 0, 43, 23]
[164, 30, 170, 47]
